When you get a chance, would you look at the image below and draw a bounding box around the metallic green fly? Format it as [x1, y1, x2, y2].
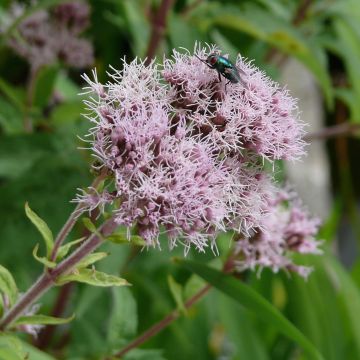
[195, 53, 245, 86]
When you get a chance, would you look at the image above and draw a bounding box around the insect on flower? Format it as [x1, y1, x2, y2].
[195, 53, 246, 86]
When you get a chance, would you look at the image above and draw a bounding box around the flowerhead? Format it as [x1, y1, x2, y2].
[234, 188, 322, 278]
[78, 44, 321, 277]
[3, 1, 93, 71]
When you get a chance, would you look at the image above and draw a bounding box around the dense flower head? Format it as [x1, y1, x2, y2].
[3, 1, 93, 71]
[234, 188, 322, 278]
[78, 44, 321, 277]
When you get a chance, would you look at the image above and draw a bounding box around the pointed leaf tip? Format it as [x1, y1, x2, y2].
[32, 244, 57, 268]
[56, 269, 130, 287]
[14, 313, 75, 326]
[25, 202, 54, 257]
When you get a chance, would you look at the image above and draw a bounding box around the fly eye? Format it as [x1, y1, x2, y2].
[207, 55, 217, 65]
[210, 57, 217, 65]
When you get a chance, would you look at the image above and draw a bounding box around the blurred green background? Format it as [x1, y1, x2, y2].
[1, 0, 360, 359]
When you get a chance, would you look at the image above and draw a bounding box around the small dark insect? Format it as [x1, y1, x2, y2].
[195, 53, 245, 86]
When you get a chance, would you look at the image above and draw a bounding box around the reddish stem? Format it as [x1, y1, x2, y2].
[304, 122, 360, 141]
[38, 205, 101, 349]
[50, 173, 106, 262]
[112, 257, 236, 358]
[112, 284, 212, 358]
[0, 219, 117, 331]
[35, 283, 74, 349]
[145, 0, 174, 65]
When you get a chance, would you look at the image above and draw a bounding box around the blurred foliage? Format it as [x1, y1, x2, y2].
[1, 0, 360, 359]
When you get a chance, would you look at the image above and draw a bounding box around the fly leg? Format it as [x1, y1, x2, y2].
[224, 79, 231, 93]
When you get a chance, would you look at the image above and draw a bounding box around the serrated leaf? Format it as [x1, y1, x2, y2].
[0, 265, 18, 306]
[106, 232, 146, 246]
[56, 269, 130, 287]
[167, 275, 186, 315]
[32, 244, 57, 268]
[77, 252, 109, 269]
[180, 260, 324, 360]
[56, 237, 85, 260]
[14, 313, 75, 326]
[25, 202, 54, 257]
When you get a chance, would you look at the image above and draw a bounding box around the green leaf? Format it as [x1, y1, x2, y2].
[54, 72, 81, 100]
[77, 252, 109, 269]
[334, 88, 360, 121]
[118, 1, 149, 57]
[184, 273, 207, 299]
[33, 66, 59, 108]
[106, 287, 137, 347]
[21, 342, 57, 360]
[0, 78, 25, 112]
[82, 217, 98, 234]
[14, 313, 75, 326]
[167, 275, 186, 315]
[325, 256, 360, 355]
[0, 134, 46, 179]
[56, 237, 85, 260]
[317, 197, 343, 242]
[180, 260, 324, 360]
[0, 333, 25, 360]
[32, 243, 57, 268]
[120, 349, 166, 360]
[56, 269, 130, 287]
[25, 202, 54, 257]
[0, 97, 24, 135]
[0, 265, 18, 306]
[284, 256, 346, 360]
[106, 232, 146, 246]
[0, 348, 23, 360]
[168, 14, 202, 50]
[50, 100, 83, 125]
[334, 18, 360, 121]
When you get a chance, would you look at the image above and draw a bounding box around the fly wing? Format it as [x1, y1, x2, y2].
[224, 67, 247, 87]
[224, 67, 241, 84]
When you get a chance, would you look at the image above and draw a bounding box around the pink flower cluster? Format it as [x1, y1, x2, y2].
[3, 1, 93, 71]
[235, 189, 322, 278]
[78, 44, 321, 276]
